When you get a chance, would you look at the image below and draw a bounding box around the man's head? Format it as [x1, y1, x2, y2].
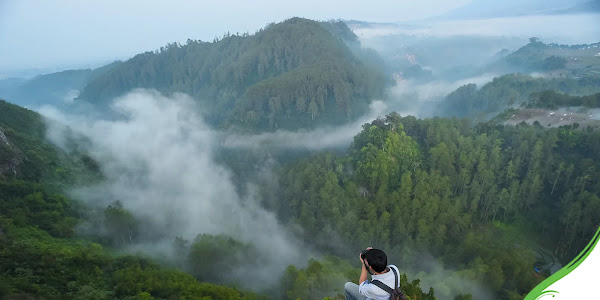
[363, 248, 387, 273]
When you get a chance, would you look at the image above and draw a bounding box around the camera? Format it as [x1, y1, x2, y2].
[360, 249, 369, 259]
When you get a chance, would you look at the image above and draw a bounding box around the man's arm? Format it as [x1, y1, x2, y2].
[359, 247, 372, 284]
[359, 259, 369, 284]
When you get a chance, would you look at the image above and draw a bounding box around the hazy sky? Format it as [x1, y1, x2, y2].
[0, 0, 471, 71]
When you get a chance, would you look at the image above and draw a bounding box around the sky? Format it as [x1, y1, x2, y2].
[0, 0, 471, 72]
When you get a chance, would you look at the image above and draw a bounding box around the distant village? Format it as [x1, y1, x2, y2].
[547, 41, 600, 50]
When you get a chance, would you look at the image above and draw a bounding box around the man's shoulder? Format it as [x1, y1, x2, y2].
[387, 265, 401, 285]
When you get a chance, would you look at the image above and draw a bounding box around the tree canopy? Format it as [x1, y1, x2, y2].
[78, 18, 386, 131]
[436, 74, 600, 118]
[276, 113, 599, 299]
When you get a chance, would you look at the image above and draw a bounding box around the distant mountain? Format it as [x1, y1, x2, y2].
[0, 78, 26, 91]
[549, 0, 600, 13]
[0, 61, 121, 109]
[435, 73, 600, 118]
[433, 0, 588, 20]
[78, 18, 386, 131]
[489, 39, 600, 76]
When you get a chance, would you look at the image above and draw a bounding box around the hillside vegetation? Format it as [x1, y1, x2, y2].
[0, 100, 99, 185]
[0, 99, 437, 300]
[497, 39, 600, 77]
[275, 113, 600, 299]
[2, 16, 600, 300]
[436, 73, 600, 118]
[78, 18, 386, 130]
[0, 99, 274, 300]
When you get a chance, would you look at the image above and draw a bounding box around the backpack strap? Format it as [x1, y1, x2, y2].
[371, 267, 405, 300]
[390, 267, 399, 290]
[370, 267, 397, 294]
[370, 279, 394, 294]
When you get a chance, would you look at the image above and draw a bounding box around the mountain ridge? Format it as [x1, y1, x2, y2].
[77, 17, 386, 131]
[0, 61, 121, 109]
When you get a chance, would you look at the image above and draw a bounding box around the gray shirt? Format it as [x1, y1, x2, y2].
[358, 264, 401, 300]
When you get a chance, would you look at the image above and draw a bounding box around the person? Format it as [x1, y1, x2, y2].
[344, 247, 401, 300]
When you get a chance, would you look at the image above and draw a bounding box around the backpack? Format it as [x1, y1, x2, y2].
[370, 267, 408, 300]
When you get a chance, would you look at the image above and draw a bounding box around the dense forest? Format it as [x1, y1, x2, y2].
[492, 38, 600, 75]
[274, 113, 599, 299]
[526, 90, 600, 109]
[435, 73, 600, 119]
[0, 99, 267, 299]
[78, 18, 386, 130]
[2, 15, 600, 300]
[502, 38, 564, 71]
[0, 99, 435, 300]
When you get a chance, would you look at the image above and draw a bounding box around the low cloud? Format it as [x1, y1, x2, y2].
[41, 89, 306, 290]
[353, 14, 600, 45]
[220, 74, 502, 152]
[221, 100, 389, 150]
[386, 73, 499, 117]
[62, 89, 79, 103]
[405, 252, 495, 300]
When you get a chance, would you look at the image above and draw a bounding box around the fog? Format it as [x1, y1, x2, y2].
[10, 8, 599, 299]
[351, 13, 600, 85]
[354, 14, 600, 45]
[221, 101, 388, 151]
[407, 253, 495, 300]
[41, 89, 307, 290]
[385, 73, 501, 117]
[590, 108, 600, 120]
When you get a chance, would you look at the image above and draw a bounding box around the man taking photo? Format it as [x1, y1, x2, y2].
[344, 247, 405, 300]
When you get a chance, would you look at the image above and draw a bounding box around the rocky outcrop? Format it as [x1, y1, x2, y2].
[0, 128, 9, 145]
[0, 127, 22, 177]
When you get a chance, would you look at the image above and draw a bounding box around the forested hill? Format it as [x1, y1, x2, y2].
[491, 38, 600, 76]
[0, 99, 274, 299]
[0, 62, 121, 109]
[78, 18, 386, 130]
[436, 74, 600, 118]
[277, 113, 600, 298]
[0, 99, 85, 183]
[0, 99, 437, 298]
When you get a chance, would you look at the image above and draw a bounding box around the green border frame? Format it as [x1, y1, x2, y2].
[525, 226, 600, 299]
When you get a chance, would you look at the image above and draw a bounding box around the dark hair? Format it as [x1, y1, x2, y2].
[364, 248, 387, 273]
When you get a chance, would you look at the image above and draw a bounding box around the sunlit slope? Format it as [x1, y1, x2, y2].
[78, 18, 386, 130]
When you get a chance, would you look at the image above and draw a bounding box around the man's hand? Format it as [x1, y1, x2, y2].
[359, 247, 373, 264]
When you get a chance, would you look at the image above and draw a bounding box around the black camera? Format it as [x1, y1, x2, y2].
[360, 249, 369, 259]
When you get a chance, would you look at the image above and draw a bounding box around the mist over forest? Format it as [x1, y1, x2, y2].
[1, 2, 599, 300]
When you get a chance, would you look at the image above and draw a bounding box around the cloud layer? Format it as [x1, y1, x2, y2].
[221, 100, 388, 151]
[42, 89, 306, 288]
